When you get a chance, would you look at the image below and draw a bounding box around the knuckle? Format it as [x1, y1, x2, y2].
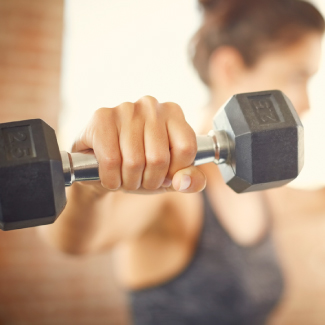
[178, 141, 197, 159]
[146, 153, 169, 169]
[119, 101, 134, 111]
[93, 107, 116, 126]
[117, 102, 135, 116]
[94, 107, 106, 116]
[137, 95, 158, 105]
[123, 157, 145, 171]
[162, 102, 184, 116]
[136, 96, 159, 118]
[94, 107, 112, 119]
[100, 155, 121, 170]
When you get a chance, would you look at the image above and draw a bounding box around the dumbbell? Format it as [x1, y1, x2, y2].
[0, 90, 303, 231]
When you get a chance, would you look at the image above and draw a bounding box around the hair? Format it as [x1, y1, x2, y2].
[190, 0, 325, 86]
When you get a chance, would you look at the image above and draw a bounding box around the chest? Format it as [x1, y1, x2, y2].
[130, 198, 284, 325]
[199, 163, 269, 246]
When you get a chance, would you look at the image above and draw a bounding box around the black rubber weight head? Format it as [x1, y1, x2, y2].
[0, 119, 66, 230]
[214, 90, 304, 193]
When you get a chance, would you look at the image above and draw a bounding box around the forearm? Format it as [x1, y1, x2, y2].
[40, 182, 116, 254]
[39, 182, 171, 255]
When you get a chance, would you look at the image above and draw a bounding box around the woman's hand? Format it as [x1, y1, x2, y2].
[72, 96, 207, 195]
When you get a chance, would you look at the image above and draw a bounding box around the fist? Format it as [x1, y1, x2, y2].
[72, 96, 206, 194]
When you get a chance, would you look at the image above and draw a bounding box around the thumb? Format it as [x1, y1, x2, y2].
[172, 166, 207, 193]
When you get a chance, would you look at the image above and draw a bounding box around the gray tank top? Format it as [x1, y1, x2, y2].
[129, 191, 284, 325]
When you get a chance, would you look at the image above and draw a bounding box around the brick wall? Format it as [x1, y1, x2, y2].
[0, 1, 129, 324]
[0, 0, 62, 127]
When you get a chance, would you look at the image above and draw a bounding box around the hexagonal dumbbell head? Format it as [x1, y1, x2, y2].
[0, 119, 66, 230]
[214, 90, 304, 193]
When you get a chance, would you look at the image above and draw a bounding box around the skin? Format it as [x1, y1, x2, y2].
[40, 32, 323, 290]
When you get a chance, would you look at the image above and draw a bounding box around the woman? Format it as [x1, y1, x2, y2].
[42, 0, 325, 324]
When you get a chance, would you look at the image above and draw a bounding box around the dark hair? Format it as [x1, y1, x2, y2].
[190, 0, 325, 86]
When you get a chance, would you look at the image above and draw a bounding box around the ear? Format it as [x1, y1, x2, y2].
[208, 46, 247, 90]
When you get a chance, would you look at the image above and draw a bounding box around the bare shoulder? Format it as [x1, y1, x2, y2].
[111, 191, 203, 290]
[198, 163, 269, 247]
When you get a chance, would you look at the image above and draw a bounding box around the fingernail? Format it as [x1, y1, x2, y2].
[178, 175, 191, 192]
[162, 178, 172, 188]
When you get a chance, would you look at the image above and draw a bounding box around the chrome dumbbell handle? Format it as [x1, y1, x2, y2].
[61, 150, 100, 186]
[194, 130, 230, 166]
[61, 130, 231, 187]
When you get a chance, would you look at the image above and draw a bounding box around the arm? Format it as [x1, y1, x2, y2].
[41, 183, 173, 254]
[40, 96, 206, 254]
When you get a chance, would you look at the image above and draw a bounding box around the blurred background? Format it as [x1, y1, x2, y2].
[0, 0, 325, 324]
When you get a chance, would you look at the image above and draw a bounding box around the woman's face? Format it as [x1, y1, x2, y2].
[232, 32, 323, 116]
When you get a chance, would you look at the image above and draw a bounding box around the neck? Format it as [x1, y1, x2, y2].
[200, 88, 234, 134]
[209, 81, 235, 108]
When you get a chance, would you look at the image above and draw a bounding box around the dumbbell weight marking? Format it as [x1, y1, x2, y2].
[2, 126, 36, 160]
[250, 97, 281, 124]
